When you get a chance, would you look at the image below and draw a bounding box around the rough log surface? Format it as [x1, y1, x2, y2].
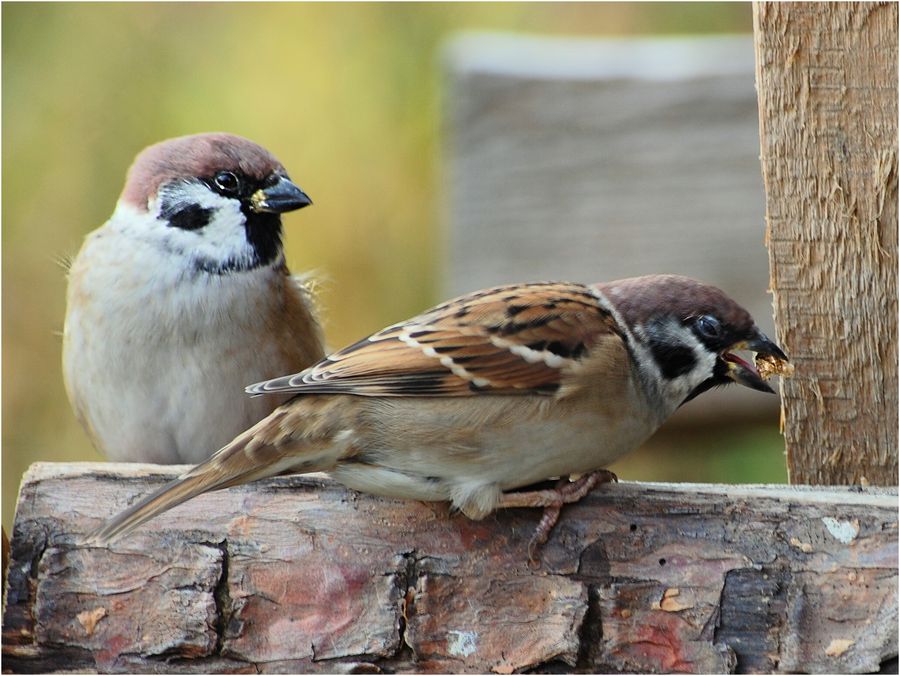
[2, 463, 898, 674]
[753, 2, 899, 485]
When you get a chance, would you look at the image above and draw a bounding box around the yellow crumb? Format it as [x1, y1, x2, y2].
[756, 354, 794, 380]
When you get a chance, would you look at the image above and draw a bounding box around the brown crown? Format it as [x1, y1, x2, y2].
[120, 133, 286, 210]
[593, 274, 756, 333]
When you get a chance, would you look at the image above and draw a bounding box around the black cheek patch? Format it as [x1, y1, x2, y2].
[162, 203, 212, 231]
[648, 340, 697, 379]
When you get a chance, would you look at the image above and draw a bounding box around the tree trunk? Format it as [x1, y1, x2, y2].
[753, 2, 899, 485]
[3, 463, 897, 674]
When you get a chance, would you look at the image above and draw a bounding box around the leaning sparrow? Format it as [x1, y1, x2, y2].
[89, 274, 788, 545]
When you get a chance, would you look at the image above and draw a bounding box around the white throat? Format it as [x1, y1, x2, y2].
[98, 199, 285, 333]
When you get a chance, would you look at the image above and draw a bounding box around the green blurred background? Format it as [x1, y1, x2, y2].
[2, 2, 785, 532]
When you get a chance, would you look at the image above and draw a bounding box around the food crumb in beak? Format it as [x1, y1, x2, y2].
[756, 354, 795, 380]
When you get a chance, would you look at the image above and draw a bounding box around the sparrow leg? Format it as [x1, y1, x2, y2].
[497, 469, 618, 560]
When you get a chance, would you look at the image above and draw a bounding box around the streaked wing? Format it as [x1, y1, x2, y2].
[247, 282, 623, 398]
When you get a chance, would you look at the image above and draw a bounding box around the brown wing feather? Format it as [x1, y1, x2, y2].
[247, 282, 623, 398]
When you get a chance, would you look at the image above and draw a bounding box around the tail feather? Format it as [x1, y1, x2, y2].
[85, 469, 231, 545]
[85, 400, 351, 545]
[86, 432, 291, 544]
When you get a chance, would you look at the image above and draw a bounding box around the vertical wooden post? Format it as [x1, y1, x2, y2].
[753, 2, 898, 485]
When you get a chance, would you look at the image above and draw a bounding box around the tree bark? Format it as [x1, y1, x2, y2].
[3, 463, 897, 674]
[753, 2, 899, 485]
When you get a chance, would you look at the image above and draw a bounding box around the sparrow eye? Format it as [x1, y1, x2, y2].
[694, 315, 723, 340]
[214, 171, 241, 195]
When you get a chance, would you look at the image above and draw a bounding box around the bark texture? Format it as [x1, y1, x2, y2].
[753, 2, 899, 485]
[2, 463, 897, 674]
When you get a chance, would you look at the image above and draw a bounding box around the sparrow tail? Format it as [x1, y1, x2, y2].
[85, 430, 302, 545]
[84, 469, 235, 546]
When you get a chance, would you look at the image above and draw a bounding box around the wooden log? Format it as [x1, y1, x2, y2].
[753, 2, 899, 485]
[3, 462, 897, 674]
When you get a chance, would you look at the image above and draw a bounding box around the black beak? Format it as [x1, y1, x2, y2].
[746, 332, 789, 363]
[723, 330, 789, 394]
[250, 176, 312, 214]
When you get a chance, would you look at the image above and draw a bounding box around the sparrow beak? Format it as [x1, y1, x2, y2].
[250, 176, 312, 214]
[722, 331, 789, 394]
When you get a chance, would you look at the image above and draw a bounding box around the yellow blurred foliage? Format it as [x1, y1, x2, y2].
[2, 3, 759, 531]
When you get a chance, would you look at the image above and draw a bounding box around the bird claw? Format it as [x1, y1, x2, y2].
[527, 503, 562, 565]
[521, 469, 618, 565]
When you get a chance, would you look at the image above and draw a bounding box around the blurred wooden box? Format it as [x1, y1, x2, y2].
[443, 33, 776, 425]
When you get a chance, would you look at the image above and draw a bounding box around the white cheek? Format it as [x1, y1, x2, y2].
[150, 182, 256, 268]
